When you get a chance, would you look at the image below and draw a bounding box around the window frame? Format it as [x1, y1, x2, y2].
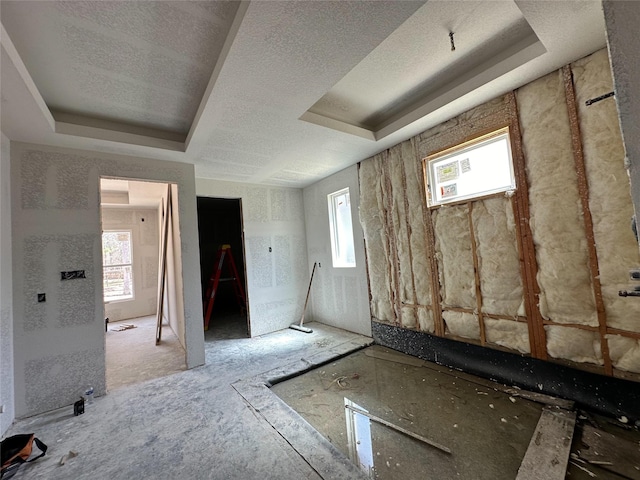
[423, 127, 516, 208]
[327, 187, 356, 268]
[102, 229, 135, 303]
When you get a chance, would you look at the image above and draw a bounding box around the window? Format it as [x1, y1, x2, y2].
[328, 188, 356, 268]
[424, 128, 516, 207]
[102, 231, 133, 301]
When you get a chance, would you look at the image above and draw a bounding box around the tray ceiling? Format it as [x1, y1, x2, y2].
[1, 1, 607, 187]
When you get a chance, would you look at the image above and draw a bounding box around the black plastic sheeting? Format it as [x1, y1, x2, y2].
[373, 321, 640, 422]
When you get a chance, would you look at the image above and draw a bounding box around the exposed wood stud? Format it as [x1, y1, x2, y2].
[508, 92, 548, 360]
[422, 165, 445, 336]
[443, 305, 527, 323]
[562, 65, 613, 376]
[416, 147, 445, 336]
[606, 327, 640, 340]
[467, 202, 486, 345]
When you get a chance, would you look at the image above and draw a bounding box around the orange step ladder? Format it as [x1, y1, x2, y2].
[203, 244, 246, 330]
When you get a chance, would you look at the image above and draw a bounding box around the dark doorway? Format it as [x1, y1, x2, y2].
[197, 197, 248, 339]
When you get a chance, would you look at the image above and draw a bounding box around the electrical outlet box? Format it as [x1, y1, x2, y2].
[37, 293, 46, 303]
[61, 270, 86, 280]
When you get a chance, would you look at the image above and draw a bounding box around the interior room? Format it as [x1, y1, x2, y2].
[1, 1, 640, 479]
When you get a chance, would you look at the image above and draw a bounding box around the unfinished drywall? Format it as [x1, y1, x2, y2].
[302, 164, 371, 337]
[517, 69, 598, 326]
[101, 207, 159, 322]
[0, 132, 14, 435]
[360, 48, 640, 378]
[195, 178, 307, 337]
[11, 142, 204, 418]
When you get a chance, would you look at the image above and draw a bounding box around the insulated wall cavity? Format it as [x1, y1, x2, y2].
[359, 48, 640, 379]
[358, 155, 395, 323]
[472, 197, 524, 317]
[516, 70, 597, 326]
[433, 204, 475, 310]
[573, 50, 640, 334]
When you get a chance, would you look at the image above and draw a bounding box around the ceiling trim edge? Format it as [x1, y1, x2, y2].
[184, 0, 251, 152]
[1, 22, 55, 131]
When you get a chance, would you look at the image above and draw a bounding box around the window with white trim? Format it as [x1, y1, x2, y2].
[328, 188, 356, 268]
[425, 128, 516, 207]
[102, 231, 134, 301]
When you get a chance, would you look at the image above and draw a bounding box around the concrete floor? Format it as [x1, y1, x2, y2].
[106, 315, 186, 391]
[7, 315, 637, 479]
[6, 319, 370, 479]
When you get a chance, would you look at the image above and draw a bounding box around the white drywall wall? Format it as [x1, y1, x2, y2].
[603, 1, 640, 248]
[0, 132, 15, 434]
[11, 142, 204, 418]
[195, 179, 308, 337]
[101, 207, 159, 322]
[303, 165, 371, 337]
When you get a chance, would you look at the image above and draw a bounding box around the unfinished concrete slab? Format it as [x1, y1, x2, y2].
[106, 315, 186, 391]
[5, 323, 371, 479]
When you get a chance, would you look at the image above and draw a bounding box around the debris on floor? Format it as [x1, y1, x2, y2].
[109, 324, 136, 332]
[573, 419, 640, 479]
[59, 450, 78, 466]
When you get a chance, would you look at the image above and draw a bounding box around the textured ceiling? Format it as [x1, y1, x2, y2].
[307, 1, 537, 131]
[0, 1, 607, 188]
[1, 0, 240, 136]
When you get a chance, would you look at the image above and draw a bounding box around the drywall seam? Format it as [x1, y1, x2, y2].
[562, 64, 613, 375]
[12, 142, 204, 418]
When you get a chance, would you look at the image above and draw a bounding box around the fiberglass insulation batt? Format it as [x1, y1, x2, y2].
[573, 50, 640, 372]
[359, 48, 640, 374]
[517, 69, 598, 327]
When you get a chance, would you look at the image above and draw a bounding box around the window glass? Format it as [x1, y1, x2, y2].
[425, 128, 516, 206]
[328, 188, 356, 268]
[102, 231, 134, 301]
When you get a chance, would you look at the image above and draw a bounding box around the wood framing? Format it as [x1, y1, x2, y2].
[562, 65, 613, 375]
[507, 93, 547, 360]
[467, 202, 487, 345]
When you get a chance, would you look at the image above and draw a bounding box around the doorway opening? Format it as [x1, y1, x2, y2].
[197, 197, 249, 340]
[100, 178, 186, 391]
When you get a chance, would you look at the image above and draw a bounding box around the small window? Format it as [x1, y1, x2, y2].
[424, 128, 516, 207]
[102, 231, 134, 302]
[328, 188, 356, 268]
